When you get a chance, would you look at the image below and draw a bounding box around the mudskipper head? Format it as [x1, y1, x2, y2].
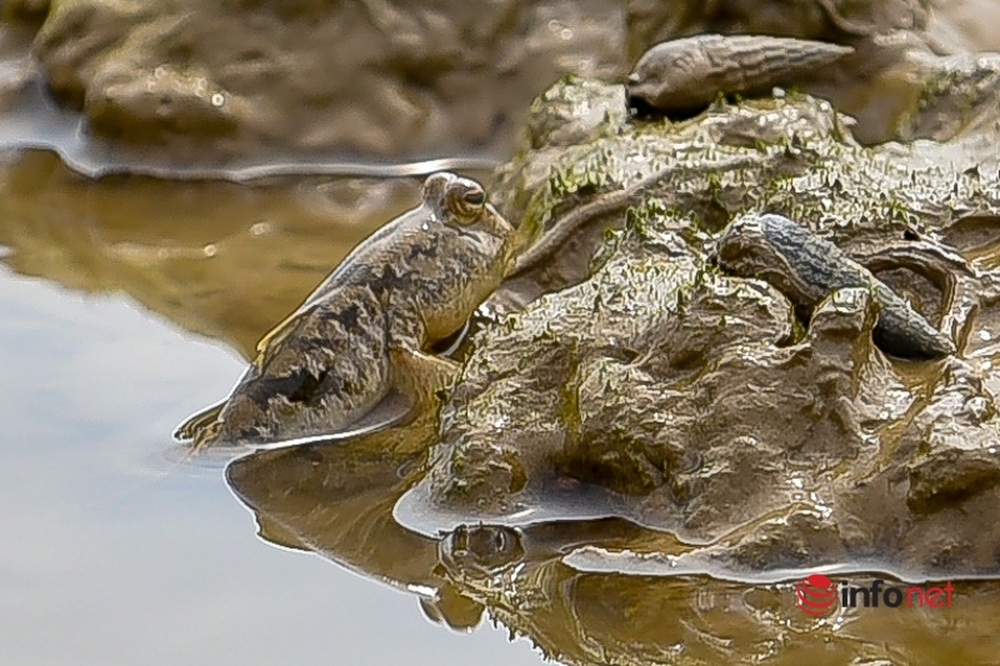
[422, 171, 517, 261]
[716, 214, 788, 279]
[423, 172, 485, 219]
[625, 39, 699, 114]
[626, 46, 671, 110]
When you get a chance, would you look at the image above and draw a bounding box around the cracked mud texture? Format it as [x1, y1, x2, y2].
[402, 72, 1000, 580]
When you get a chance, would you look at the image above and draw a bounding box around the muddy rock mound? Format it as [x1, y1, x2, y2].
[22, 0, 631, 160]
[396, 73, 1000, 580]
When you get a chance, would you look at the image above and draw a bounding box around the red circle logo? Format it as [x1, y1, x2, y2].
[796, 574, 837, 616]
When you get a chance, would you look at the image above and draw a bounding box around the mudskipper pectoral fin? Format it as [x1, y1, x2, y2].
[247, 349, 460, 452]
[390, 347, 463, 410]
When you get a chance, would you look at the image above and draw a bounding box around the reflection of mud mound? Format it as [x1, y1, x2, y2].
[225, 427, 1000, 666]
[443, 535, 1000, 666]
[401, 81, 1000, 582]
[0, 152, 420, 357]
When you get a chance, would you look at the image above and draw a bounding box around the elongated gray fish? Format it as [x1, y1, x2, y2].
[717, 213, 955, 360]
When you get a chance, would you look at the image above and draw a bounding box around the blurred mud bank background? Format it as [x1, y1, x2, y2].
[4, 1, 1000, 665]
[3, 0, 1000, 165]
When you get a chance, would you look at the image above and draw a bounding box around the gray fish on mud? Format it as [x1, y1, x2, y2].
[717, 213, 955, 360]
[176, 172, 519, 448]
[627, 34, 853, 115]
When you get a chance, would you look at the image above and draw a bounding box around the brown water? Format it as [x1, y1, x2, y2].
[0, 151, 543, 665]
[6, 83, 1000, 666]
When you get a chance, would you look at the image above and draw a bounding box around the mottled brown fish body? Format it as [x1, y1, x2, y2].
[178, 172, 516, 446]
[306, 200, 514, 343]
[627, 34, 853, 114]
[202, 285, 391, 444]
[386, 209, 513, 342]
[717, 213, 955, 360]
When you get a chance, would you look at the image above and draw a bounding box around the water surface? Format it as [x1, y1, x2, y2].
[0, 153, 543, 665]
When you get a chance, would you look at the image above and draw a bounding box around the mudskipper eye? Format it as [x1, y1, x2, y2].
[446, 181, 486, 223]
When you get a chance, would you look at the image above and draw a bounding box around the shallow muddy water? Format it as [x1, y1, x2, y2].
[6, 8, 1000, 659]
[0, 152, 542, 665]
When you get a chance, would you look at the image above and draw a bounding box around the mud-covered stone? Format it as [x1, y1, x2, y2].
[398, 75, 1000, 580]
[28, 0, 632, 159]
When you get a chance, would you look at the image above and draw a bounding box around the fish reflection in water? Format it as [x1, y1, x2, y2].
[224, 426, 1000, 666]
[439, 524, 526, 581]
